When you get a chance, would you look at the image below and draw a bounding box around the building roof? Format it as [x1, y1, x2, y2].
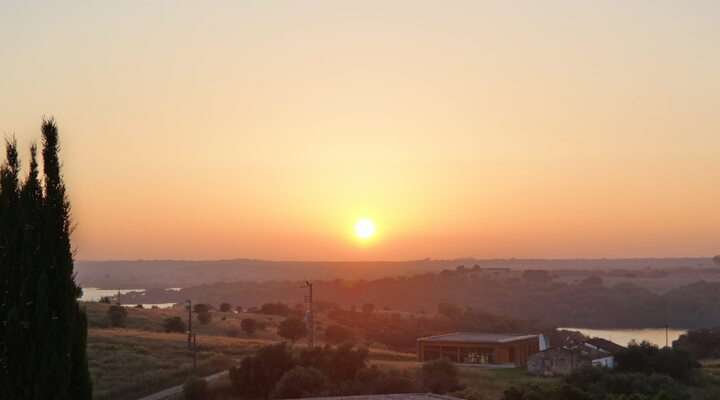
[585, 338, 625, 354]
[533, 346, 608, 361]
[288, 394, 463, 400]
[417, 332, 538, 344]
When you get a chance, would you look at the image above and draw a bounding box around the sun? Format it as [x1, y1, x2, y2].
[354, 218, 376, 240]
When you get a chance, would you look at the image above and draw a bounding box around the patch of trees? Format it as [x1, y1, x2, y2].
[193, 303, 212, 314]
[278, 317, 307, 342]
[504, 368, 692, 400]
[0, 119, 92, 399]
[260, 302, 294, 316]
[107, 305, 128, 327]
[197, 310, 212, 325]
[228, 343, 456, 399]
[674, 328, 720, 360]
[324, 324, 355, 344]
[163, 316, 186, 333]
[241, 318, 257, 336]
[327, 305, 536, 352]
[503, 343, 705, 400]
[219, 302, 232, 312]
[118, 262, 720, 329]
[615, 342, 700, 383]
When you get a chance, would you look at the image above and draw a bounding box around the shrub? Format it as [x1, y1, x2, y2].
[220, 302, 232, 312]
[107, 305, 128, 327]
[418, 358, 460, 394]
[197, 310, 212, 325]
[183, 376, 207, 400]
[261, 302, 292, 316]
[272, 366, 328, 399]
[324, 324, 354, 345]
[163, 316, 186, 333]
[230, 342, 295, 399]
[241, 318, 257, 336]
[373, 369, 416, 394]
[278, 317, 307, 342]
[226, 326, 240, 337]
[298, 344, 368, 383]
[193, 303, 211, 314]
[615, 342, 699, 382]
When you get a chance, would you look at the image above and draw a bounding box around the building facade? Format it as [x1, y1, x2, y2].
[527, 339, 624, 376]
[417, 332, 543, 367]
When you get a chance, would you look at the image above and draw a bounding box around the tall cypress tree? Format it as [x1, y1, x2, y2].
[40, 118, 92, 400]
[0, 119, 92, 399]
[0, 138, 22, 399]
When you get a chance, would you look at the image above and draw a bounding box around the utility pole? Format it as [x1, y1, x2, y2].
[186, 299, 193, 350]
[304, 281, 314, 348]
[192, 333, 197, 371]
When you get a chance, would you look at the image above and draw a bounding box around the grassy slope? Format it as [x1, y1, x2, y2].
[84, 302, 416, 400]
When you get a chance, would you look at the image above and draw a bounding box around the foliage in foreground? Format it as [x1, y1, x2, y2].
[0, 119, 92, 399]
[183, 376, 208, 400]
[229, 342, 421, 399]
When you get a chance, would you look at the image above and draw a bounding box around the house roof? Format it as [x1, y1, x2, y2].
[534, 346, 609, 361]
[417, 332, 538, 344]
[288, 394, 463, 400]
[585, 338, 625, 354]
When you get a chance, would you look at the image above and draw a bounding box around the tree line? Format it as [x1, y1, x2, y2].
[0, 119, 92, 399]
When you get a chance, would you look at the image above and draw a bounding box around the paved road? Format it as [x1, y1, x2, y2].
[136, 370, 229, 400]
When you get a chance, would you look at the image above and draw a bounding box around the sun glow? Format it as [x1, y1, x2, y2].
[354, 218, 376, 240]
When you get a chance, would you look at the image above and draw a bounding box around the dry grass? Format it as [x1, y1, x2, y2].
[84, 302, 282, 340]
[88, 328, 266, 400]
[85, 301, 416, 400]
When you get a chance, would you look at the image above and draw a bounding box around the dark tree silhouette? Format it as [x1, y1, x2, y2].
[0, 119, 92, 399]
[278, 317, 308, 343]
[241, 318, 257, 336]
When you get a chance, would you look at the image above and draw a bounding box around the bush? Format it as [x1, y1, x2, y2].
[193, 303, 211, 314]
[197, 310, 212, 325]
[324, 324, 354, 345]
[278, 317, 307, 342]
[230, 342, 295, 399]
[226, 326, 240, 337]
[163, 316, 186, 333]
[272, 366, 328, 399]
[220, 302, 232, 312]
[183, 376, 208, 400]
[241, 318, 257, 336]
[261, 302, 292, 316]
[615, 342, 699, 382]
[107, 305, 128, 327]
[298, 344, 368, 383]
[418, 358, 460, 394]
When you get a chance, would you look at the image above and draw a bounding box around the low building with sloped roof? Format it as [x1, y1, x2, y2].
[417, 332, 546, 367]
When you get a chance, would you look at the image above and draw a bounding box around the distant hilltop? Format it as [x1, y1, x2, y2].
[75, 257, 715, 289]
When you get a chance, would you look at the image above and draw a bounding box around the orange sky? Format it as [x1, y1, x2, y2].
[1, 1, 719, 260]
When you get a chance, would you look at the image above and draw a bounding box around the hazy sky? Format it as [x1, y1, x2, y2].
[1, 1, 718, 260]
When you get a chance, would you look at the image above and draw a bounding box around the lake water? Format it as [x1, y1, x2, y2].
[560, 327, 687, 347]
[80, 287, 177, 309]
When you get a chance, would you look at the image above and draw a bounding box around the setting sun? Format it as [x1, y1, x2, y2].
[354, 218, 376, 240]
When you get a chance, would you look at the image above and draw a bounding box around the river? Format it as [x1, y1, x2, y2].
[80, 287, 177, 309]
[560, 327, 687, 347]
